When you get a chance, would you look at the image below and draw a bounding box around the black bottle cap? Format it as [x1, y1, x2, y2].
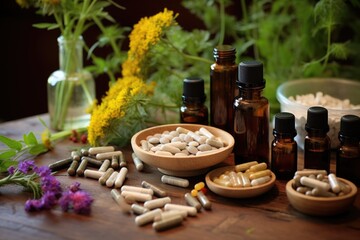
[274, 112, 297, 137]
[182, 77, 206, 101]
[339, 114, 360, 138]
[237, 61, 265, 88]
[305, 106, 329, 132]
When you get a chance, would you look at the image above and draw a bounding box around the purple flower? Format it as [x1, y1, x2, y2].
[69, 182, 81, 192]
[18, 160, 35, 174]
[7, 166, 15, 175]
[40, 174, 62, 198]
[34, 165, 52, 178]
[25, 199, 43, 212]
[71, 191, 93, 214]
[59, 191, 72, 212]
[40, 191, 58, 209]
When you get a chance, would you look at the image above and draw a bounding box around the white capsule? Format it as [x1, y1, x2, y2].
[238, 172, 251, 187]
[148, 137, 160, 144]
[121, 185, 154, 195]
[300, 176, 331, 192]
[106, 171, 118, 188]
[175, 152, 188, 157]
[311, 187, 337, 197]
[98, 159, 111, 172]
[188, 141, 199, 147]
[328, 173, 341, 193]
[135, 208, 162, 226]
[131, 203, 149, 215]
[84, 169, 104, 180]
[154, 210, 187, 222]
[140, 140, 150, 151]
[199, 127, 215, 139]
[114, 167, 128, 188]
[164, 203, 197, 217]
[229, 171, 243, 187]
[196, 191, 212, 210]
[111, 189, 131, 214]
[144, 197, 171, 210]
[186, 145, 198, 155]
[153, 215, 183, 232]
[167, 142, 187, 149]
[96, 151, 123, 160]
[160, 144, 181, 154]
[121, 190, 152, 202]
[155, 150, 173, 156]
[132, 153, 144, 171]
[295, 169, 328, 177]
[176, 127, 190, 134]
[161, 175, 189, 188]
[196, 149, 219, 156]
[89, 146, 115, 155]
[159, 136, 170, 144]
[197, 144, 212, 152]
[251, 175, 271, 186]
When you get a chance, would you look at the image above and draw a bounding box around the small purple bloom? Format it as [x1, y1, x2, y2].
[69, 182, 81, 192]
[7, 166, 15, 175]
[34, 165, 52, 178]
[58, 191, 72, 212]
[18, 160, 35, 174]
[71, 191, 93, 215]
[25, 199, 43, 212]
[40, 175, 62, 198]
[40, 191, 58, 209]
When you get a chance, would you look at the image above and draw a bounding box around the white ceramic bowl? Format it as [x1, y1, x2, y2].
[205, 166, 276, 198]
[286, 178, 357, 216]
[276, 78, 360, 149]
[131, 124, 234, 177]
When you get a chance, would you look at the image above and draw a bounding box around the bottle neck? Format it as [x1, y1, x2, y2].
[339, 135, 360, 147]
[213, 45, 236, 65]
[238, 87, 264, 99]
[58, 36, 83, 73]
[306, 130, 328, 138]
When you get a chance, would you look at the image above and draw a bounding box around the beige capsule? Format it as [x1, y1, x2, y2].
[153, 215, 183, 232]
[89, 146, 115, 155]
[98, 168, 115, 185]
[96, 151, 123, 161]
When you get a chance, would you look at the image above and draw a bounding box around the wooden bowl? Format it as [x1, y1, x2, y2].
[205, 166, 276, 198]
[286, 178, 358, 216]
[131, 124, 234, 177]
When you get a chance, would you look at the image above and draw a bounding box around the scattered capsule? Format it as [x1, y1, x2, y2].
[82, 156, 102, 167]
[98, 159, 111, 172]
[98, 168, 114, 185]
[141, 181, 167, 197]
[121, 191, 152, 202]
[184, 193, 201, 211]
[196, 191, 211, 210]
[119, 153, 127, 167]
[111, 155, 119, 169]
[84, 169, 104, 180]
[48, 157, 72, 172]
[88, 146, 115, 155]
[80, 148, 89, 156]
[161, 175, 189, 188]
[164, 204, 197, 217]
[135, 208, 162, 226]
[131, 203, 149, 215]
[154, 210, 187, 222]
[328, 173, 341, 193]
[191, 189, 198, 197]
[106, 171, 119, 188]
[71, 151, 81, 161]
[132, 153, 144, 171]
[121, 185, 154, 195]
[96, 151, 123, 161]
[111, 189, 131, 214]
[67, 160, 79, 176]
[114, 167, 128, 188]
[76, 158, 88, 176]
[153, 215, 183, 232]
[194, 182, 205, 191]
[144, 197, 171, 210]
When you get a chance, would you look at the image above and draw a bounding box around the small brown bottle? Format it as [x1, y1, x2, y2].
[336, 115, 360, 185]
[233, 61, 269, 165]
[271, 112, 298, 180]
[304, 106, 331, 173]
[210, 45, 238, 132]
[180, 77, 208, 125]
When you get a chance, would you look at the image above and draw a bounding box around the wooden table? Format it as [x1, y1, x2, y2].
[0, 115, 359, 240]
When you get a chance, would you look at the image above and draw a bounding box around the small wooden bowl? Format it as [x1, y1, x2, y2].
[205, 166, 276, 198]
[286, 178, 358, 216]
[131, 124, 234, 177]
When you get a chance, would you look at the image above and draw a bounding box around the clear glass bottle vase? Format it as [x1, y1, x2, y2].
[47, 36, 95, 131]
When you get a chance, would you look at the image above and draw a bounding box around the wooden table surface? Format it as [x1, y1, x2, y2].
[0, 115, 359, 240]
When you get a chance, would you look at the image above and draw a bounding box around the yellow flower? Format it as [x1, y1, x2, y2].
[122, 8, 176, 78]
[88, 76, 152, 146]
[41, 129, 52, 150]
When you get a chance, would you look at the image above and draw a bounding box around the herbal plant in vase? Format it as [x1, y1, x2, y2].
[16, 0, 125, 130]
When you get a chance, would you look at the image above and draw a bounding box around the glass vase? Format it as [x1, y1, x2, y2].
[47, 36, 95, 131]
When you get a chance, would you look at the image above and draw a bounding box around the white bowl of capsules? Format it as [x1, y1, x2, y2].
[131, 124, 234, 177]
[286, 169, 357, 216]
[205, 162, 276, 198]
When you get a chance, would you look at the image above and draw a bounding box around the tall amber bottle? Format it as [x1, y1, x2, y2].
[271, 112, 298, 180]
[336, 115, 360, 185]
[210, 45, 238, 133]
[233, 61, 269, 165]
[304, 106, 331, 173]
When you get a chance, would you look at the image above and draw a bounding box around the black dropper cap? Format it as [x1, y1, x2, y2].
[305, 106, 329, 132]
[237, 61, 265, 88]
[273, 112, 297, 137]
[182, 77, 206, 102]
[339, 114, 360, 139]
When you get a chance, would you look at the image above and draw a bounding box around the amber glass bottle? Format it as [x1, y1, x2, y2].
[210, 45, 238, 133]
[271, 112, 298, 180]
[336, 115, 360, 185]
[180, 77, 208, 125]
[233, 61, 269, 165]
[304, 106, 331, 173]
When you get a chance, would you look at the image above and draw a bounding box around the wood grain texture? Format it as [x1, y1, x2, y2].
[0, 115, 359, 240]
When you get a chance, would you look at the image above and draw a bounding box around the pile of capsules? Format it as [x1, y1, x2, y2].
[48, 146, 212, 232]
[140, 126, 226, 156]
[212, 162, 272, 188]
[292, 169, 352, 197]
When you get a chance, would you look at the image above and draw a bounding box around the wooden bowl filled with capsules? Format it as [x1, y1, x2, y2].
[205, 162, 276, 198]
[131, 124, 234, 177]
[286, 170, 358, 216]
